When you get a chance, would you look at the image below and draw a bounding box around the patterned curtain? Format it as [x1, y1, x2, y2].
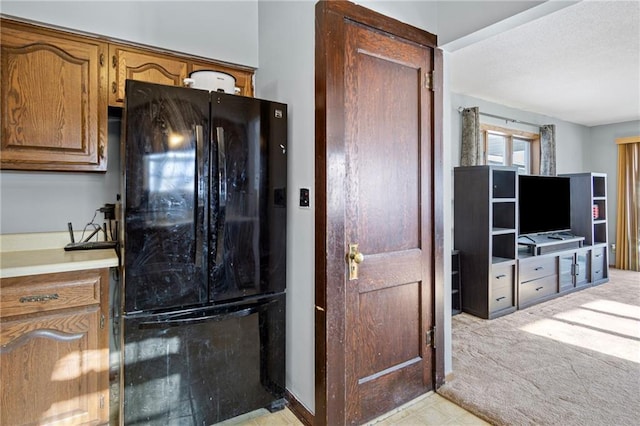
[460, 107, 482, 166]
[539, 124, 556, 176]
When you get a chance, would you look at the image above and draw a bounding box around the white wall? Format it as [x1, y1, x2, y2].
[256, 0, 316, 414]
[0, 113, 122, 234]
[0, 1, 258, 67]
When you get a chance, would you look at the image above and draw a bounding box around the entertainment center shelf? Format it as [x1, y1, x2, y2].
[454, 166, 609, 319]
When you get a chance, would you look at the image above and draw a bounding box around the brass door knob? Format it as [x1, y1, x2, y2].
[350, 251, 364, 264]
[348, 243, 364, 280]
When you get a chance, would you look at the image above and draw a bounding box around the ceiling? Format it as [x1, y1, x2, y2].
[443, 0, 640, 127]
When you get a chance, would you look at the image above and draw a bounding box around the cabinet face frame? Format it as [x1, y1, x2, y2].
[0, 19, 108, 172]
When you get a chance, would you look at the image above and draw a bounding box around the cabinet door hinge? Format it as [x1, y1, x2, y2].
[100, 394, 105, 409]
[100, 313, 105, 329]
[424, 70, 436, 91]
[426, 325, 436, 348]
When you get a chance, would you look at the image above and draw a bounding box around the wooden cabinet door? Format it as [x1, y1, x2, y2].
[1, 307, 105, 425]
[190, 61, 254, 97]
[0, 20, 108, 172]
[109, 45, 188, 106]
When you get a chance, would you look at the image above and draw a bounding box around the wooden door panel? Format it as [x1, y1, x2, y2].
[357, 282, 421, 379]
[344, 20, 432, 425]
[316, 2, 442, 425]
[350, 50, 420, 253]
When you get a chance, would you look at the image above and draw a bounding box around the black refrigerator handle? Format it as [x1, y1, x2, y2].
[137, 299, 275, 329]
[216, 126, 227, 207]
[195, 125, 205, 267]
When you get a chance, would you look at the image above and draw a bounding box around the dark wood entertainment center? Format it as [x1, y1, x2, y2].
[454, 166, 609, 319]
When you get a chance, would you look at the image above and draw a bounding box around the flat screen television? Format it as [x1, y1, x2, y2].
[518, 175, 571, 235]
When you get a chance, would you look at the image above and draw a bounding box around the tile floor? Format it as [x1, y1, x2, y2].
[218, 392, 489, 425]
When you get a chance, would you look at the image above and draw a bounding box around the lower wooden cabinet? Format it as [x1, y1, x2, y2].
[0, 269, 110, 425]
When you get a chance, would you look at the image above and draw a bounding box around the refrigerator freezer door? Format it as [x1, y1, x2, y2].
[122, 293, 286, 425]
[209, 94, 287, 302]
[123, 81, 211, 313]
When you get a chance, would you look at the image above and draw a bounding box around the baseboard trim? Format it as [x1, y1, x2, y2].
[286, 389, 314, 426]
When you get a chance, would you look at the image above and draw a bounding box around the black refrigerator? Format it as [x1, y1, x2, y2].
[119, 80, 287, 425]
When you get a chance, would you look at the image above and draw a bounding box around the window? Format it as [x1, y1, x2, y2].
[481, 124, 539, 174]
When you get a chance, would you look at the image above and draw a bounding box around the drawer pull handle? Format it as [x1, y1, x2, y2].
[20, 294, 59, 303]
[595, 254, 602, 258]
[496, 274, 506, 279]
[535, 286, 544, 291]
[496, 296, 506, 301]
[534, 267, 544, 271]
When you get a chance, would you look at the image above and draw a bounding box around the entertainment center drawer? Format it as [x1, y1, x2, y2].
[592, 246, 606, 269]
[519, 256, 557, 282]
[490, 264, 514, 313]
[519, 274, 557, 307]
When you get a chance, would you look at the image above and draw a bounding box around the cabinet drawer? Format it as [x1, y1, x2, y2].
[592, 247, 606, 270]
[519, 274, 557, 306]
[519, 256, 556, 282]
[490, 264, 514, 313]
[0, 270, 102, 318]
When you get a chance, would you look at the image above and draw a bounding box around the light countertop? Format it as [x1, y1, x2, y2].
[0, 232, 119, 279]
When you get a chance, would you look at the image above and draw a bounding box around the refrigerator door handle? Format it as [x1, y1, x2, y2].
[216, 126, 227, 207]
[195, 125, 205, 267]
[137, 299, 274, 329]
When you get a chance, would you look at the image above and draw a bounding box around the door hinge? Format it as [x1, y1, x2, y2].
[100, 313, 105, 329]
[424, 71, 434, 91]
[426, 326, 436, 348]
[100, 394, 105, 409]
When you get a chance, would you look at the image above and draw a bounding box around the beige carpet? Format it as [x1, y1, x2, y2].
[438, 268, 640, 426]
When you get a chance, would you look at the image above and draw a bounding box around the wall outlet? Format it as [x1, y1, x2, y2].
[299, 188, 310, 208]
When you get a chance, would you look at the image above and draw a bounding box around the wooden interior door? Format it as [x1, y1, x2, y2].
[315, 2, 444, 425]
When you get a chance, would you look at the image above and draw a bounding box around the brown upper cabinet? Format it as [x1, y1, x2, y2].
[109, 44, 254, 107]
[1, 17, 255, 172]
[1, 19, 109, 172]
[109, 45, 189, 106]
[190, 60, 254, 97]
